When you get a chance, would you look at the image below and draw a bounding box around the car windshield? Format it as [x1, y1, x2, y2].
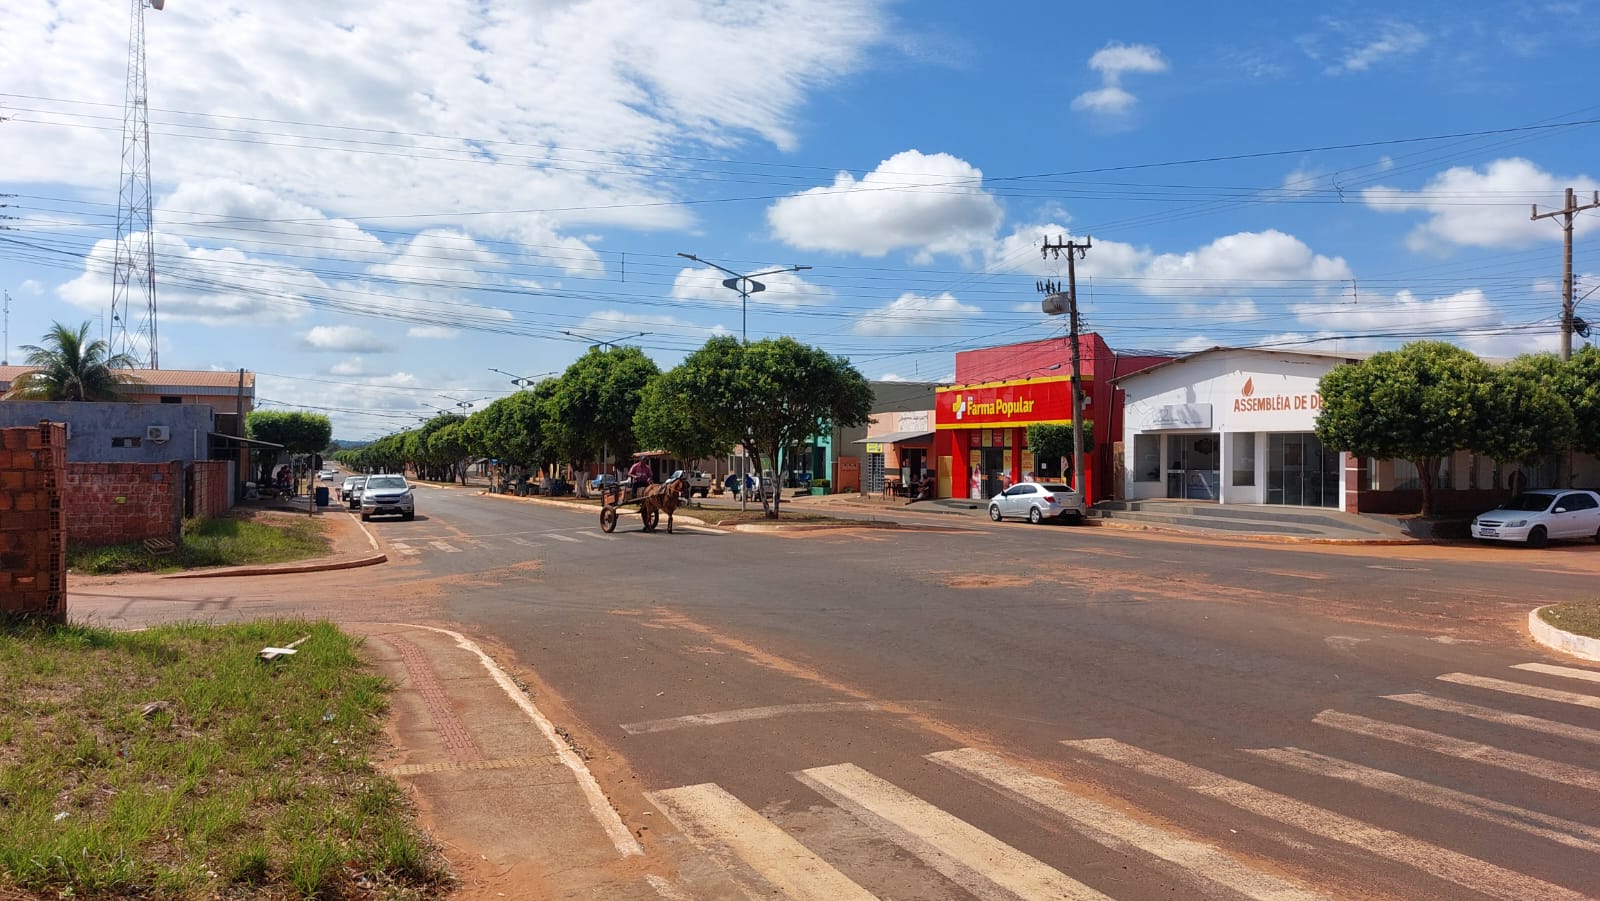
[1039, 483, 1071, 492]
[366, 477, 405, 491]
[1502, 493, 1556, 512]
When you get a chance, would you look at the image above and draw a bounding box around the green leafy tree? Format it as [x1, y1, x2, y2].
[246, 410, 333, 483]
[1025, 422, 1094, 476]
[1315, 341, 1492, 515]
[633, 370, 733, 463]
[2, 321, 142, 401]
[1559, 345, 1600, 456]
[666, 336, 871, 517]
[428, 421, 471, 484]
[543, 347, 659, 479]
[1474, 354, 1575, 481]
[465, 385, 556, 469]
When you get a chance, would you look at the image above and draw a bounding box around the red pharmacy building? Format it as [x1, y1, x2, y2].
[933, 335, 1170, 503]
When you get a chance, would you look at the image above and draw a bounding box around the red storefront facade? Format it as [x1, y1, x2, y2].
[933, 334, 1170, 503]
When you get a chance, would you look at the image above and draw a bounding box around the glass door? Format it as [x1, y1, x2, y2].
[1267, 433, 1340, 507]
[1166, 434, 1221, 500]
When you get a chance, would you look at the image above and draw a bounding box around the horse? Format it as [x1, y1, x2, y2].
[639, 475, 690, 533]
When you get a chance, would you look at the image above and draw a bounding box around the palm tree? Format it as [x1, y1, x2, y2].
[2, 322, 143, 401]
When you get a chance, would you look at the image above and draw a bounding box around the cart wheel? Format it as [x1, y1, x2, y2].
[643, 507, 659, 532]
[600, 506, 618, 533]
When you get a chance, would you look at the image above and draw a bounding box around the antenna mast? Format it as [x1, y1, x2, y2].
[110, 0, 164, 369]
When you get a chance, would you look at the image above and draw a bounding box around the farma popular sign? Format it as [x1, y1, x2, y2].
[936, 377, 1078, 429]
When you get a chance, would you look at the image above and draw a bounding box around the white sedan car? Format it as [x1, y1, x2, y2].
[988, 482, 1086, 525]
[1471, 489, 1600, 547]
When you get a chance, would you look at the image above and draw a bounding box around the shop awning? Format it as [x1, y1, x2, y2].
[853, 430, 933, 445]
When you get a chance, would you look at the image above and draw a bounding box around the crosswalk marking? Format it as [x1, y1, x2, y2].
[428, 540, 462, 553]
[1385, 691, 1600, 746]
[796, 762, 1111, 901]
[1314, 709, 1600, 790]
[646, 783, 875, 901]
[931, 748, 1327, 901]
[1064, 738, 1593, 901]
[388, 541, 419, 556]
[1513, 661, 1600, 684]
[503, 535, 540, 547]
[549, 533, 582, 543]
[1437, 673, 1600, 710]
[1248, 745, 1600, 854]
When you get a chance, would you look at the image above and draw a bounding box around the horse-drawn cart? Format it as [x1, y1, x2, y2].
[598, 478, 689, 533]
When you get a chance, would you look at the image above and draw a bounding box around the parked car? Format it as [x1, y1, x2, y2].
[590, 473, 621, 492]
[345, 476, 368, 509]
[669, 469, 712, 497]
[318, 468, 337, 481]
[359, 474, 415, 521]
[988, 482, 1085, 525]
[339, 476, 363, 502]
[1471, 489, 1600, 547]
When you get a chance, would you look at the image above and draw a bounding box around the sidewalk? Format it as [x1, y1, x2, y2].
[164, 499, 387, 579]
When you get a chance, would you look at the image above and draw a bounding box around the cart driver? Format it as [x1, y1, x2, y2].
[627, 459, 653, 499]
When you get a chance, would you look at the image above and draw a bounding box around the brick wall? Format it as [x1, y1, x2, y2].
[63, 461, 183, 546]
[1, 423, 67, 622]
[187, 460, 232, 519]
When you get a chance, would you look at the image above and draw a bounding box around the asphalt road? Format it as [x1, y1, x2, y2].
[323, 483, 1599, 901]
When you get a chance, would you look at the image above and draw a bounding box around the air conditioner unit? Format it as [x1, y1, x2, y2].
[146, 425, 171, 443]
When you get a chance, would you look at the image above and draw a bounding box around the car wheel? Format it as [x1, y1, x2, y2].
[1593, 526, 1600, 544]
[1028, 506, 1043, 524]
[402, 511, 415, 521]
[1527, 526, 1549, 549]
[360, 512, 370, 522]
[988, 504, 1003, 522]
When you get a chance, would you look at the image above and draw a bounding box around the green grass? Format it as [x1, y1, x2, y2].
[1539, 602, 1600, 639]
[0, 618, 449, 900]
[67, 513, 330, 575]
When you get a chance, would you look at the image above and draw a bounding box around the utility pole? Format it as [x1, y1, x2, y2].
[2, 289, 10, 366]
[1532, 188, 1600, 360]
[111, 0, 164, 369]
[1040, 236, 1092, 497]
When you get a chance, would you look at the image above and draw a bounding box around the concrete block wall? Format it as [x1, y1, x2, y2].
[62, 461, 183, 546]
[0, 423, 67, 622]
[187, 460, 232, 519]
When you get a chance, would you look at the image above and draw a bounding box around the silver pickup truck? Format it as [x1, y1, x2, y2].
[670, 469, 712, 498]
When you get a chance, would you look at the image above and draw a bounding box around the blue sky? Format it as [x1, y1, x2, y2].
[2, 1, 1597, 439]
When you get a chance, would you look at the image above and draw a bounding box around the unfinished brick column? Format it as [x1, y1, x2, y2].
[0, 421, 67, 623]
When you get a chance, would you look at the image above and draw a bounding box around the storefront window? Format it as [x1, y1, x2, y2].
[1232, 432, 1256, 486]
[1133, 434, 1160, 482]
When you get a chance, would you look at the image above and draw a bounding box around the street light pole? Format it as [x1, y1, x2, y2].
[489, 367, 557, 390]
[677, 253, 811, 511]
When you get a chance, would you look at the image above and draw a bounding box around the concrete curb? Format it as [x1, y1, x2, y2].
[1529, 606, 1600, 662]
[161, 552, 389, 579]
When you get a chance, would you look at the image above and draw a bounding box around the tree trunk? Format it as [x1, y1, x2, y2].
[1415, 456, 1436, 516]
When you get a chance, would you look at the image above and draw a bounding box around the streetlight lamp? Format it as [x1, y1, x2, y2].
[561, 329, 647, 351]
[677, 253, 811, 511]
[676, 253, 811, 344]
[489, 367, 557, 390]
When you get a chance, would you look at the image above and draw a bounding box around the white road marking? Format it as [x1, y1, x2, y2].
[1513, 662, 1600, 685]
[504, 535, 540, 547]
[931, 748, 1326, 901]
[1065, 738, 1591, 901]
[1248, 746, 1600, 854]
[1385, 692, 1600, 745]
[620, 701, 888, 735]
[1314, 710, 1600, 790]
[796, 762, 1110, 901]
[428, 540, 462, 553]
[1437, 673, 1600, 711]
[384, 624, 641, 857]
[646, 783, 875, 901]
[549, 533, 582, 543]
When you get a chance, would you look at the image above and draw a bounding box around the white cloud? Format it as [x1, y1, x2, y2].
[330, 358, 368, 375]
[1329, 22, 1427, 74]
[1073, 42, 1167, 123]
[766, 150, 1004, 258]
[1142, 230, 1352, 291]
[302, 324, 395, 353]
[407, 325, 457, 339]
[853, 292, 980, 336]
[1363, 158, 1600, 251]
[56, 234, 321, 324]
[162, 179, 387, 259]
[18, 280, 42, 296]
[572, 309, 731, 345]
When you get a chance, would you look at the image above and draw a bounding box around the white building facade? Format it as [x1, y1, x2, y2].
[1118, 348, 1357, 509]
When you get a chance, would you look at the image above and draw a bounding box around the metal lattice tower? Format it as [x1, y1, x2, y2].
[110, 0, 163, 369]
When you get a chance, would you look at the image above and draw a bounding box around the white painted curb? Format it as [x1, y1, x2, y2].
[1529, 606, 1600, 663]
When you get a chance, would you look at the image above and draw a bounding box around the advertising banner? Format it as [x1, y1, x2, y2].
[936, 377, 1080, 429]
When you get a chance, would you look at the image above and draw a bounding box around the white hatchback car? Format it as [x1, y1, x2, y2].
[988, 482, 1086, 525]
[1471, 489, 1600, 548]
